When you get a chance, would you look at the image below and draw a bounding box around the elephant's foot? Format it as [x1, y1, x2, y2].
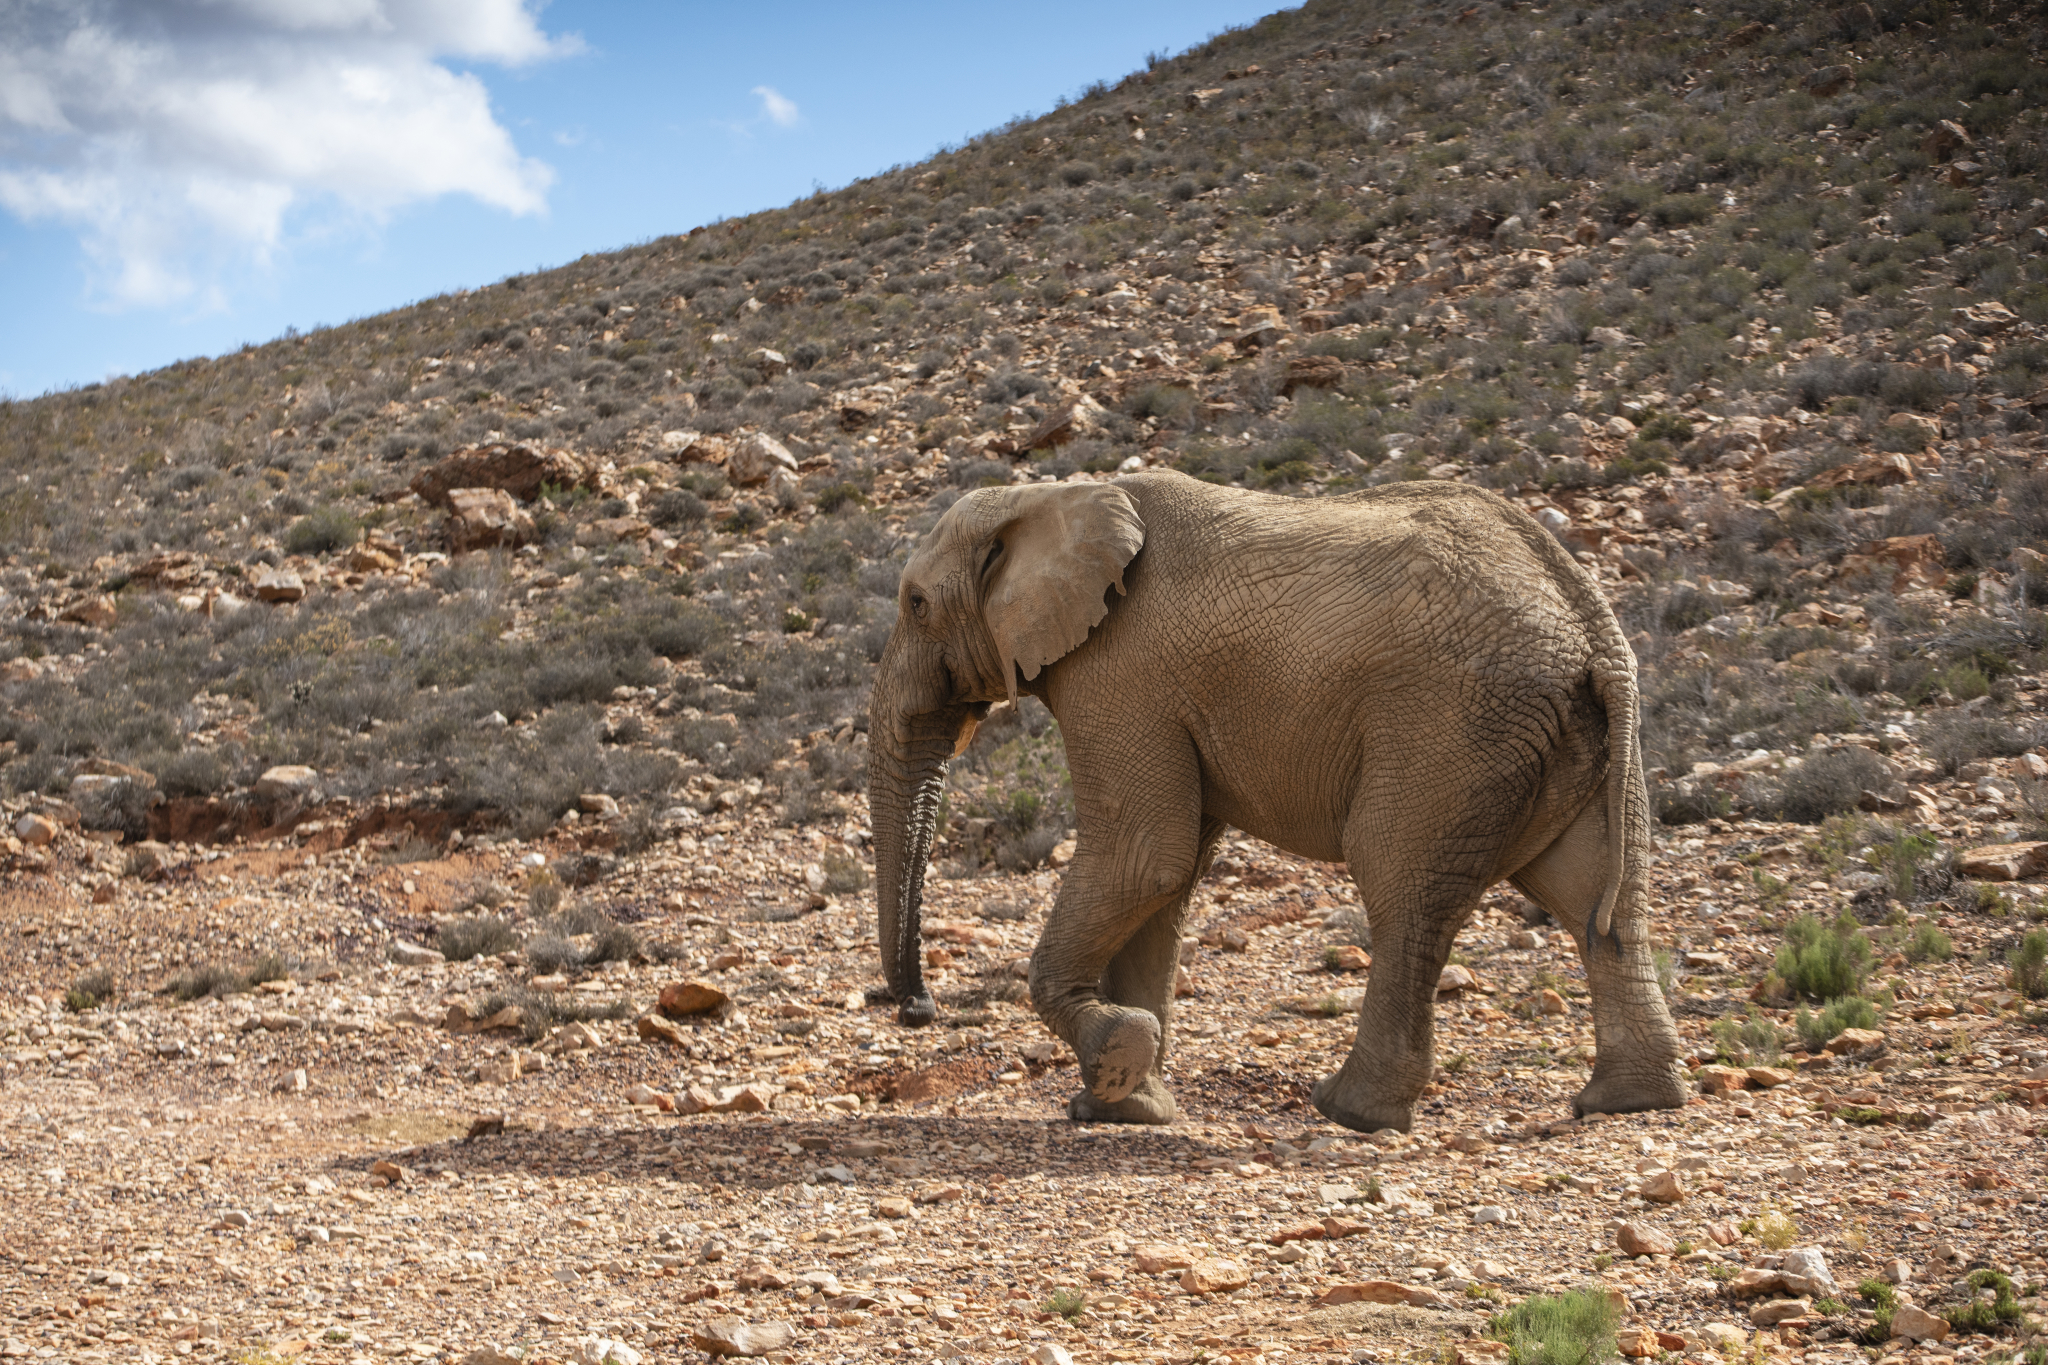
[1068, 1073, 1177, 1125]
[1571, 1063, 1688, 1118]
[1078, 1007, 1161, 1104]
[869, 984, 937, 1027]
[1310, 1074, 1418, 1134]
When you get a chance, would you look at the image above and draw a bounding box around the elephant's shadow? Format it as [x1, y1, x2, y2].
[346, 1112, 1286, 1197]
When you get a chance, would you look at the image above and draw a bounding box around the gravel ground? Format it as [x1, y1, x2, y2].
[2, 808, 2044, 1365]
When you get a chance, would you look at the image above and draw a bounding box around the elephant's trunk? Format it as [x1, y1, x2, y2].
[866, 664, 958, 1027]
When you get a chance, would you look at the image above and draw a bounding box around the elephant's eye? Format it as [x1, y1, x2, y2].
[908, 591, 928, 621]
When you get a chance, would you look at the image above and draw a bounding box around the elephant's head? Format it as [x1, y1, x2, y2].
[866, 481, 1144, 1025]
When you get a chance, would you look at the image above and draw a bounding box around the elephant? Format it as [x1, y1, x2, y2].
[865, 469, 1688, 1132]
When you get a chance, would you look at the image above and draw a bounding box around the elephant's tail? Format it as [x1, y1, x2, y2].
[1590, 648, 1645, 942]
[1497, 488, 1651, 943]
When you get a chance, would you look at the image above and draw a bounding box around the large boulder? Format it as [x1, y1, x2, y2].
[446, 488, 536, 552]
[249, 567, 306, 603]
[410, 443, 598, 508]
[727, 433, 798, 486]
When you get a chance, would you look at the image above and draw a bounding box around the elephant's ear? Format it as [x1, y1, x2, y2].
[983, 482, 1145, 703]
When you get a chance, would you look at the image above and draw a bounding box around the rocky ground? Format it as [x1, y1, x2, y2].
[2, 797, 2044, 1365]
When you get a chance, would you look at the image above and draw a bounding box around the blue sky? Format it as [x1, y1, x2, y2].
[0, 0, 1283, 400]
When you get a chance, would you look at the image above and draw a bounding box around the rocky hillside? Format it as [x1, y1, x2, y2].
[0, 0, 2043, 866]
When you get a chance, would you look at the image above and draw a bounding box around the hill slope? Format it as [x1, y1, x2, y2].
[0, 0, 2045, 853]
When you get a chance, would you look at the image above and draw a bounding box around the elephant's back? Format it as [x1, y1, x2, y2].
[1114, 471, 1578, 635]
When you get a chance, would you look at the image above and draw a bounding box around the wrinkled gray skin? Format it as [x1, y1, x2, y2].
[866, 470, 1687, 1131]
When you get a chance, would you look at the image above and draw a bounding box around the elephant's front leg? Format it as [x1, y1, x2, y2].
[1028, 800, 1209, 1126]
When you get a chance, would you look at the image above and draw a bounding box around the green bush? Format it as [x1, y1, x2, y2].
[1857, 1279, 1897, 1343]
[1903, 921, 1953, 964]
[1488, 1288, 1618, 1365]
[283, 505, 361, 555]
[1043, 1287, 1088, 1319]
[162, 952, 291, 1001]
[439, 914, 521, 962]
[1751, 748, 1889, 824]
[1775, 910, 1872, 1002]
[1940, 1269, 2023, 1335]
[2010, 929, 2048, 999]
[1711, 1006, 1785, 1065]
[65, 968, 115, 1012]
[1867, 830, 1950, 902]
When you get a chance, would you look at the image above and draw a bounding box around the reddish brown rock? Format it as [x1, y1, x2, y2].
[445, 487, 535, 552]
[1615, 1221, 1675, 1257]
[1960, 842, 2048, 882]
[1132, 1243, 1195, 1274]
[410, 442, 596, 508]
[1180, 1259, 1249, 1294]
[1279, 354, 1347, 396]
[1316, 1280, 1443, 1308]
[658, 980, 731, 1016]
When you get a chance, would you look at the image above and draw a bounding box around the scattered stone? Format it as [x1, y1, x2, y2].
[1316, 1281, 1444, 1308]
[1025, 1346, 1075, 1365]
[1181, 1258, 1250, 1294]
[1750, 1297, 1810, 1327]
[1826, 1027, 1884, 1056]
[1330, 944, 1371, 971]
[1636, 1170, 1685, 1203]
[1697, 1065, 1748, 1093]
[1698, 1324, 1748, 1351]
[1617, 1328, 1659, 1358]
[1959, 841, 2048, 881]
[635, 1014, 686, 1045]
[411, 443, 597, 507]
[255, 765, 321, 801]
[445, 487, 535, 552]
[1779, 1247, 1835, 1297]
[1133, 1243, 1195, 1274]
[571, 1339, 641, 1365]
[389, 942, 444, 967]
[1889, 1304, 1949, 1343]
[1615, 1221, 1674, 1257]
[688, 1318, 798, 1357]
[1803, 64, 1854, 96]
[1437, 964, 1480, 993]
[658, 980, 732, 1016]
[250, 566, 306, 603]
[727, 433, 799, 485]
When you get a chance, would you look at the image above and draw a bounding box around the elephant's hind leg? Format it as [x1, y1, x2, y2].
[1313, 839, 1489, 1134]
[1509, 799, 1687, 1118]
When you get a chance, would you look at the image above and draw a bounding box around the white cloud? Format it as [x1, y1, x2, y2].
[752, 85, 800, 128]
[0, 0, 572, 308]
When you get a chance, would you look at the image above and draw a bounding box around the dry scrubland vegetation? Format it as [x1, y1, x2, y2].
[4, 2, 2048, 1365]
